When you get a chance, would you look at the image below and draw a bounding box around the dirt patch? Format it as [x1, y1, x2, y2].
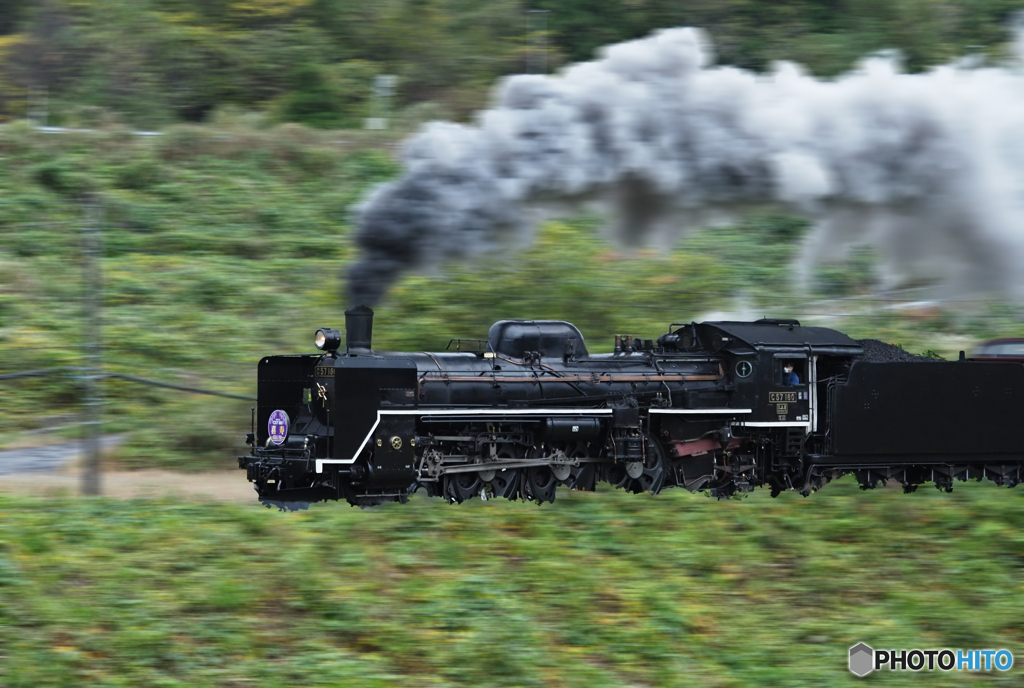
[0, 435, 257, 502]
[0, 470, 256, 502]
[0, 435, 127, 475]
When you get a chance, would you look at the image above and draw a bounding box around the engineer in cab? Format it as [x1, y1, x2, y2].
[782, 363, 800, 386]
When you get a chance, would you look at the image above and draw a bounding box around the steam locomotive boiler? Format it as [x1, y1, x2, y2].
[239, 307, 1024, 509]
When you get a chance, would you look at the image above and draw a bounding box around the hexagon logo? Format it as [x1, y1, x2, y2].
[849, 643, 874, 676]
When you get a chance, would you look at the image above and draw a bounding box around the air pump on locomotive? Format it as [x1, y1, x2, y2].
[239, 306, 1024, 508]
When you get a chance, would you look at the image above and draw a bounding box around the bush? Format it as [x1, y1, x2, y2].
[156, 124, 215, 161]
[812, 245, 878, 297]
[280, 63, 343, 129]
[0, 294, 12, 328]
[31, 158, 95, 197]
[395, 101, 451, 133]
[64, 104, 124, 129]
[328, 59, 382, 128]
[112, 155, 167, 191]
[207, 104, 271, 130]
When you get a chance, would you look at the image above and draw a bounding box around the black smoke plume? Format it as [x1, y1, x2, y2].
[350, 27, 1024, 305]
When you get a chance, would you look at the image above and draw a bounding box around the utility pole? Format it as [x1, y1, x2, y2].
[28, 85, 48, 127]
[364, 74, 397, 130]
[526, 9, 550, 74]
[81, 197, 102, 496]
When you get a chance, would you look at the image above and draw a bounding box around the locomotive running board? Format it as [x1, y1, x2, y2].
[732, 421, 811, 429]
[316, 408, 614, 472]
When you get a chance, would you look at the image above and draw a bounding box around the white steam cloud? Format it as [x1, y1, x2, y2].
[350, 27, 1024, 305]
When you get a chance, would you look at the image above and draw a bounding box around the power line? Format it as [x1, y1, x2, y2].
[0, 368, 65, 380]
[0, 221, 80, 229]
[104, 373, 253, 401]
[101, 345, 252, 366]
[0, 366, 253, 400]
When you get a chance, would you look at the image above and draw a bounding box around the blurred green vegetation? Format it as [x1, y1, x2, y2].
[1, 481, 1024, 686]
[1, 0, 1023, 127]
[2, 124, 1023, 469]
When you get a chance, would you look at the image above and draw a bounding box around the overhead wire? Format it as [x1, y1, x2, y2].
[0, 368, 66, 380]
[0, 366, 253, 400]
[104, 373, 254, 401]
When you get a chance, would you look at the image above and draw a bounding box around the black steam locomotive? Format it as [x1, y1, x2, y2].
[239, 307, 1024, 508]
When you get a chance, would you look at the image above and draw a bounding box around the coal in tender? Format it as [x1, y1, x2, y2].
[856, 339, 938, 362]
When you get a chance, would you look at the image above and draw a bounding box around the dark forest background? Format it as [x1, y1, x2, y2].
[1, 0, 1023, 128]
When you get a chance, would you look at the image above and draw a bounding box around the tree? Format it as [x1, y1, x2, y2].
[282, 63, 342, 128]
[0, 1, 29, 36]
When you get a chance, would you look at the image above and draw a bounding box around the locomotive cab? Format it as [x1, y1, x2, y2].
[693, 319, 862, 434]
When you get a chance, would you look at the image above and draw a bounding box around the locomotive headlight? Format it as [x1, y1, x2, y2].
[314, 328, 342, 352]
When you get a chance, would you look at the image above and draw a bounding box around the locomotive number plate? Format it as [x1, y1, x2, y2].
[769, 392, 797, 403]
[315, 366, 334, 377]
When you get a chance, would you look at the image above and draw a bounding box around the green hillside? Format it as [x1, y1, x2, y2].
[1, 123, 1021, 468]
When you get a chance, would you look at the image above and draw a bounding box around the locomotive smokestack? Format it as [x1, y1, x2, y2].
[345, 305, 373, 353]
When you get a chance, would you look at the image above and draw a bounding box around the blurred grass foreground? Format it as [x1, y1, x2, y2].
[2, 482, 1024, 687]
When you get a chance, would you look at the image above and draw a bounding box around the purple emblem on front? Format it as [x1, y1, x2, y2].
[268, 409, 290, 446]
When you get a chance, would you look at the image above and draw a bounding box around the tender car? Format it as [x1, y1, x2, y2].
[972, 338, 1024, 362]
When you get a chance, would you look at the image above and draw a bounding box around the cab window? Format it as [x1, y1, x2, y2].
[776, 358, 805, 386]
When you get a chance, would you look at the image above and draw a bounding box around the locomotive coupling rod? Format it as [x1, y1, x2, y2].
[428, 456, 605, 476]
